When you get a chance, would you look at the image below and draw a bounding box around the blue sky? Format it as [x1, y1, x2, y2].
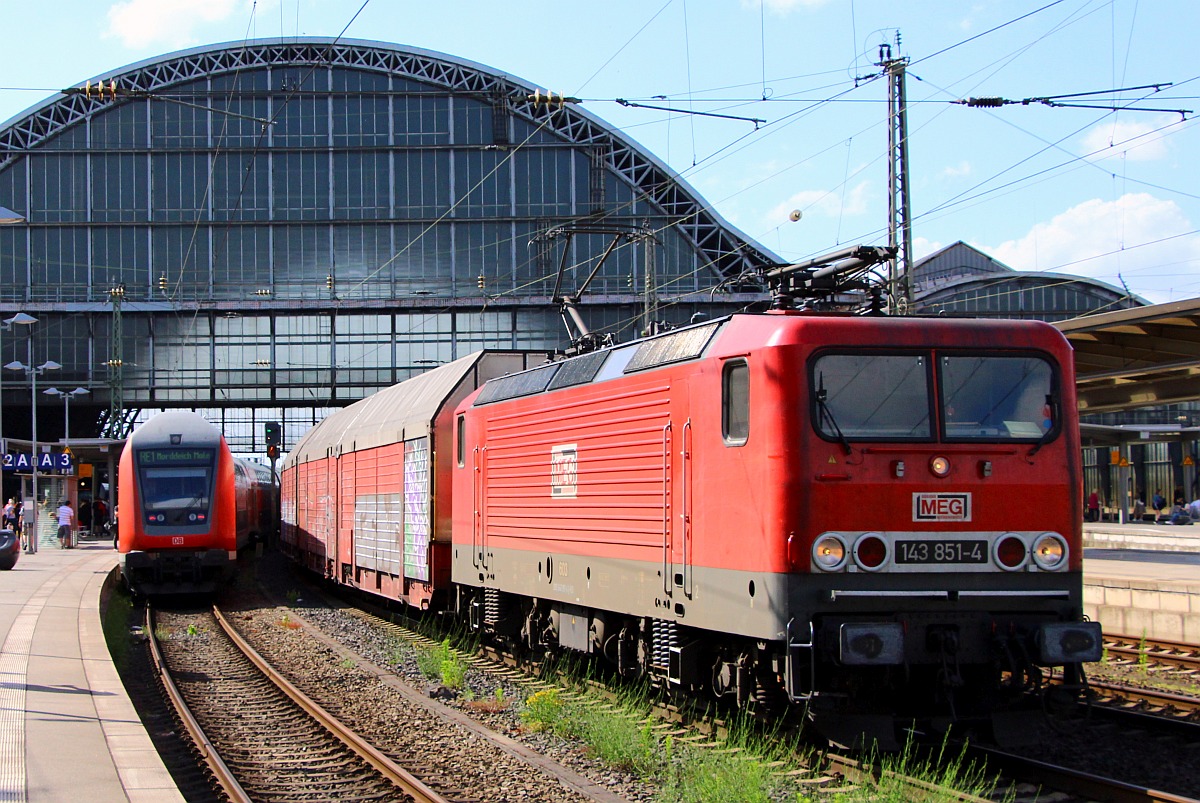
[1, 0, 1197, 304]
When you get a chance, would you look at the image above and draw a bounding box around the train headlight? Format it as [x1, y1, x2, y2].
[853, 533, 889, 571]
[1037, 622, 1102, 664]
[930, 455, 951, 477]
[994, 534, 1028, 570]
[812, 534, 848, 571]
[1031, 533, 1067, 570]
[839, 622, 904, 665]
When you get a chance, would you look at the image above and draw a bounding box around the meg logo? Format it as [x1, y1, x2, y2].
[551, 444, 578, 499]
[913, 492, 971, 521]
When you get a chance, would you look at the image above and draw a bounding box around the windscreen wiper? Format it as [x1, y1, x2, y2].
[816, 374, 852, 455]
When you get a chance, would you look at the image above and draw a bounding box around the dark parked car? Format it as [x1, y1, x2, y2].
[0, 529, 19, 570]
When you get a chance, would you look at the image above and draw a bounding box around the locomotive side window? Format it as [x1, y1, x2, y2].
[456, 415, 465, 467]
[722, 360, 749, 445]
[812, 354, 931, 440]
[940, 355, 1054, 440]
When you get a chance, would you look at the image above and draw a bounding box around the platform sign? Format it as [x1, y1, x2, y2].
[2, 452, 73, 471]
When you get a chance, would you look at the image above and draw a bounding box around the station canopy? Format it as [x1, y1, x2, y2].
[1055, 297, 1200, 414]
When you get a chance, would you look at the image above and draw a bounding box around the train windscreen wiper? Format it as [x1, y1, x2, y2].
[815, 374, 852, 455]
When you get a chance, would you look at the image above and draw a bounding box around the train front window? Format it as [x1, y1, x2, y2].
[940, 356, 1054, 440]
[812, 354, 931, 439]
[136, 448, 215, 525]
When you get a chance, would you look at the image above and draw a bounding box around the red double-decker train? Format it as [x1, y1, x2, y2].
[280, 305, 1100, 744]
[119, 411, 275, 595]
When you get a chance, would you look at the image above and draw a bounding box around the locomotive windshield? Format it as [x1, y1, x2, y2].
[812, 351, 1055, 442]
[135, 448, 216, 525]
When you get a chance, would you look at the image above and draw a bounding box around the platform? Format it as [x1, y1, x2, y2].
[1082, 522, 1200, 643]
[0, 535, 183, 803]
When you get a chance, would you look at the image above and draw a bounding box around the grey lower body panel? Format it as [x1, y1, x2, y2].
[451, 542, 1084, 642]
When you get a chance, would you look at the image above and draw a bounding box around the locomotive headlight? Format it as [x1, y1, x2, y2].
[1031, 533, 1067, 570]
[812, 534, 848, 571]
[930, 455, 951, 477]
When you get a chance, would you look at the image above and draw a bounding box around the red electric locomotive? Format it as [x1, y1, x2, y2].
[452, 311, 1099, 744]
[119, 411, 273, 595]
[281, 305, 1100, 745]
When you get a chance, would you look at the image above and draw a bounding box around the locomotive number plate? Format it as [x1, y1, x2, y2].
[895, 539, 987, 564]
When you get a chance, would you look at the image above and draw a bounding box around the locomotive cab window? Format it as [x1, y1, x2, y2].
[722, 360, 749, 445]
[811, 353, 932, 441]
[940, 354, 1056, 441]
[134, 447, 217, 527]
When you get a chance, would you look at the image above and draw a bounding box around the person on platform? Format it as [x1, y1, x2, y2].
[2, 499, 15, 531]
[55, 500, 74, 549]
[1132, 496, 1147, 522]
[1189, 497, 1200, 522]
[1086, 489, 1101, 522]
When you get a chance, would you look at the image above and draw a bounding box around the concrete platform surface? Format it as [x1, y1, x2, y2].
[1081, 522, 1199, 641]
[0, 537, 183, 803]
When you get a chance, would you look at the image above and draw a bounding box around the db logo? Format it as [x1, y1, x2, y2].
[172, 537, 185, 545]
[550, 444, 578, 499]
[913, 493, 971, 521]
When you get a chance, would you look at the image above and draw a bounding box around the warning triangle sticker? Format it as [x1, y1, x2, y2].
[828, 455, 838, 464]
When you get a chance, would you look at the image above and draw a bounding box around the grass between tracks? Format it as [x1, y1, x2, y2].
[515, 681, 1006, 803]
[329, 590, 1009, 803]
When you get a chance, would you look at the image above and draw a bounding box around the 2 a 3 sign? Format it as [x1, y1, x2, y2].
[2, 453, 73, 471]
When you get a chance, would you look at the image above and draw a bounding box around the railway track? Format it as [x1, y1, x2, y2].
[1104, 634, 1200, 673]
[148, 604, 446, 803]
[968, 743, 1200, 803]
[1086, 633, 1200, 718]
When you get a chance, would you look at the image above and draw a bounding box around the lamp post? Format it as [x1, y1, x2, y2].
[6, 345, 60, 553]
[43, 387, 89, 445]
[0, 206, 28, 500]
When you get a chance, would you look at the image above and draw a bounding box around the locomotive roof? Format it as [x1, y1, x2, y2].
[283, 350, 550, 467]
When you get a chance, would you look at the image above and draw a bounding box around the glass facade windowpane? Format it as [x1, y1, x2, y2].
[91, 101, 149, 149]
[152, 153, 211, 221]
[274, 151, 330, 220]
[333, 152, 389, 218]
[30, 227, 89, 301]
[92, 226, 150, 288]
[92, 154, 149, 223]
[395, 94, 450, 144]
[213, 152, 270, 221]
[152, 226, 211, 297]
[29, 154, 88, 222]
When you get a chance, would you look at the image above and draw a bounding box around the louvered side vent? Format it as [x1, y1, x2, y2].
[483, 588, 506, 629]
[650, 619, 677, 674]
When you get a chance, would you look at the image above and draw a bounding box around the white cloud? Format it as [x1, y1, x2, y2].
[1080, 115, 1177, 163]
[981, 193, 1200, 304]
[913, 236, 945, 261]
[105, 0, 248, 49]
[741, 0, 831, 15]
[941, 161, 971, 179]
